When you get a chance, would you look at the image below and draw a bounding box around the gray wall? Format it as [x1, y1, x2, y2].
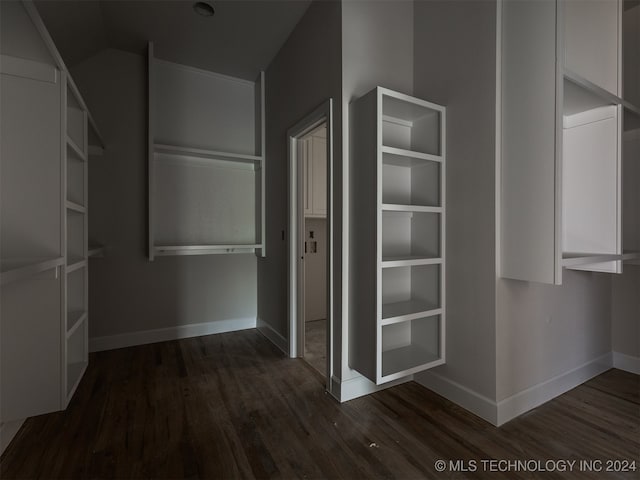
[611, 268, 640, 358]
[258, 0, 343, 371]
[342, 0, 414, 382]
[72, 48, 257, 340]
[412, 0, 498, 400]
[496, 272, 612, 401]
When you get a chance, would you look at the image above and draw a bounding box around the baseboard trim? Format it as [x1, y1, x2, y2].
[89, 317, 257, 352]
[334, 372, 413, 403]
[613, 351, 640, 375]
[496, 352, 613, 426]
[1, 419, 25, 456]
[256, 318, 289, 355]
[415, 370, 499, 425]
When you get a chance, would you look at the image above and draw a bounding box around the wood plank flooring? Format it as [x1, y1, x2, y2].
[304, 319, 326, 376]
[1, 329, 638, 479]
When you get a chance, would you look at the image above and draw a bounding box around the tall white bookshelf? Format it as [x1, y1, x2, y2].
[147, 44, 266, 260]
[350, 87, 446, 385]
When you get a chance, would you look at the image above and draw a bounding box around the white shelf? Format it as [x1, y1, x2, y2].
[562, 252, 621, 268]
[154, 244, 261, 256]
[66, 136, 86, 162]
[66, 258, 86, 273]
[66, 311, 87, 337]
[564, 68, 640, 118]
[154, 143, 262, 165]
[88, 145, 104, 156]
[381, 344, 443, 381]
[381, 146, 441, 163]
[382, 204, 442, 213]
[65, 200, 86, 214]
[88, 245, 105, 258]
[0, 257, 64, 286]
[382, 255, 442, 268]
[382, 300, 441, 326]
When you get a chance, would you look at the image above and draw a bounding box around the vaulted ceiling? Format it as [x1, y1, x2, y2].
[34, 0, 312, 80]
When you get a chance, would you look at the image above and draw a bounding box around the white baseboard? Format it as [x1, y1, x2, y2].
[415, 370, 499, 425]
[89, 317, 256, 352]
[256, 318, 289, 355]
[333, 372, 413, 403]
[1, 419, 25, 456]
[496, 352, 613, 426]
[416, 353, 614, 427]
[613, 351, 640, 375]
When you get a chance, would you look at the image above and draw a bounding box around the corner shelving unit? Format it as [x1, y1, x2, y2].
[350, 87, 446, 385]
[501, 0, 640, 284]
[147, 43, 266, 260]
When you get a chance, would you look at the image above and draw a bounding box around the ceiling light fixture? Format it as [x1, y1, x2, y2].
[193, 1, 215, 17]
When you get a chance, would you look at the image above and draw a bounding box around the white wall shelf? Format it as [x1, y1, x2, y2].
[66, 135, 86, 162]
[350, 86, 446, 385]
[66, 311, 87, 338]
[382, 204, 442, 213]
[0, 257, 64, 287]
[88, 245, 105, 258]
[154, 143, 262, 165]
[148, 44, 266, 260]
[154, 244, 261, 256]
[65, 200, 85, 213]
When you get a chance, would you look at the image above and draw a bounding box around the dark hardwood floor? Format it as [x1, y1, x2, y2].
[304, 319, 326, 376]
[1, 330, 638, 479]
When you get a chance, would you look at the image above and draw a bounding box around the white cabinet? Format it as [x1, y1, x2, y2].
[147, 45, 266, 259]
[500, 0, 640, 284]
[302, 129, 327, 218]
[350, 87, 445, 385]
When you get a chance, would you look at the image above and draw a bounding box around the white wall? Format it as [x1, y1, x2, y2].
[343, 0, 414, 385]
[71, 49, 257, 345]
[612, 268, 640, 366]
[496, 272, 612, 401]
[412, 0, 498, 402]
[259, 0, 343, 363]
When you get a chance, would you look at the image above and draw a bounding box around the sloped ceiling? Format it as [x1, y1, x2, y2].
[34, 0, 312, 80]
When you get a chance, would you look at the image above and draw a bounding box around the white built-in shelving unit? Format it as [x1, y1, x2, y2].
[0, 0, 105, 445]
[501, 0, 640, 284]
[350, 87, 446, 384]
[147, 43, 266, 260]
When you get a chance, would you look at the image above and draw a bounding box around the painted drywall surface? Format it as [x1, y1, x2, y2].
[496, 271, 612, 401]
[412, 0, 497, 400]
[612, 268, 640, 357]
[0, 0, 56, 65]
[343, 0, 414, 382]
[71, 49, 257, 339]
[259, 0, 343, 367]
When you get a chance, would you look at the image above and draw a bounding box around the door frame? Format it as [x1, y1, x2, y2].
[287, 99, 333, 384]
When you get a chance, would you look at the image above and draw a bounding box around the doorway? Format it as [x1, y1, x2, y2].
[287, 100, 333, 386]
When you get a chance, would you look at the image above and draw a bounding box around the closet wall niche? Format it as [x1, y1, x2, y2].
[147, 43, 266, 260]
